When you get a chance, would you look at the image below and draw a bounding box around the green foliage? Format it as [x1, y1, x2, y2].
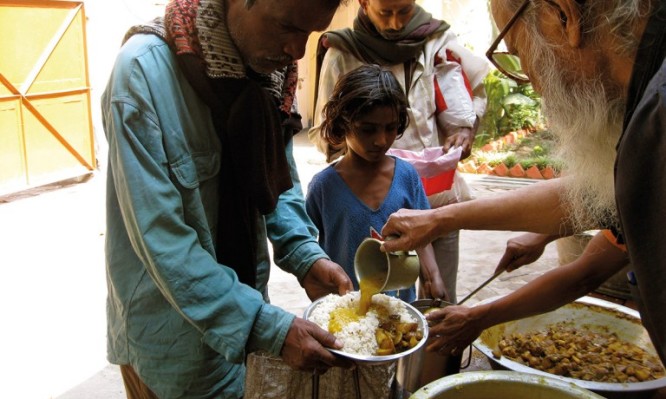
[469, 129, 564, 176]
[473, 151, 511, 167]
[518, 156, 564, 172]
[476, 70, 543, 148]
[467, 68, 562, 175]
[502, 154, 517, 168]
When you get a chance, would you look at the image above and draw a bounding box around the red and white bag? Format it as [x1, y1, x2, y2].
[388, 146, 463, 199]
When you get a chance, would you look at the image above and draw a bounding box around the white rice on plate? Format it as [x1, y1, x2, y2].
[308, 291, 417, 356]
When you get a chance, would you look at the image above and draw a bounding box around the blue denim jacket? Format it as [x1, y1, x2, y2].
[101, 34, 327, 398]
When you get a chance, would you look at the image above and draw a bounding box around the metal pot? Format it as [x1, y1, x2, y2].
[473, 296, 666, 399]
[409, 370, 604, 399]
[394, 299, 462, 399]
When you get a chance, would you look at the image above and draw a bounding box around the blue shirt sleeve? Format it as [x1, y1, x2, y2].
[265, 139, 329, 280]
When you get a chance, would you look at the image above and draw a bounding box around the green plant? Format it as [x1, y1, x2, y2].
[476, 70, 543, 148]
[468, 129, 564, 177]
[473, 151, 512, 167]
[517, 156, 564, 172]
[502, 154, 517, 168]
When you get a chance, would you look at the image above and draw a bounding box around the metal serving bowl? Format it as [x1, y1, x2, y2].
[473, 296, 666, 398]
[303, 293, 428, 364]
[410, 370, 604, 399]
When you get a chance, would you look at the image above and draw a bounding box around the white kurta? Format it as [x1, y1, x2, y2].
[309, 29, 488, 154]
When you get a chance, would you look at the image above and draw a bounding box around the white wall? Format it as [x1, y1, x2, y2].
[83, 0, 167, 165]
[420, 0, 494, 53]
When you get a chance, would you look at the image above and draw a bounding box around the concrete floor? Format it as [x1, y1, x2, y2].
[0, 130, 562, 399]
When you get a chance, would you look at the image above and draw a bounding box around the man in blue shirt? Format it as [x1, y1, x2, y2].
[102, 0, 353, 397]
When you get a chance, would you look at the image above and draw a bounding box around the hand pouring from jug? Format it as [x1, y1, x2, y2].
[355, 233, 420, 314]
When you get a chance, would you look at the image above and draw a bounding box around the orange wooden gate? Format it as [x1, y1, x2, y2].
[0, 0, 95, 196]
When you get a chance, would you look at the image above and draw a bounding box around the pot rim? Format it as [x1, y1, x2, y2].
[410, 370, 605, 398]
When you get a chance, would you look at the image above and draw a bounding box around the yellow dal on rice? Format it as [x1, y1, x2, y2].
[330, 274, 385, 333]
[358, 274, 384, 315]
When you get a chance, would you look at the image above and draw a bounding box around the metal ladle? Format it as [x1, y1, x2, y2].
[457, 270, 504, 306]
[426, 270, 504, 368]
[445, 269, 505, 366]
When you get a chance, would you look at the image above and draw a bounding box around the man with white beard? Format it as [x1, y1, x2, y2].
[380, 0, 666, 364]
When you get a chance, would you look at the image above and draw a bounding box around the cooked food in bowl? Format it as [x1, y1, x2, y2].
[497, 322, 665, 383]
[307, 291, 424, 357]
[473, 296, 666, 396]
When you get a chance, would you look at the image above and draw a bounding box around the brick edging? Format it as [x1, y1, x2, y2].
[461, 129, 560, 180]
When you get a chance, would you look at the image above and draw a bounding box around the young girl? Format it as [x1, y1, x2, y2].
[306, 64, 446, 303]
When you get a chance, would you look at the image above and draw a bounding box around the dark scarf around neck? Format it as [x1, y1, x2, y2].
[124, 0, 299, 288]
[312, 5, 449, 160]
[322, 5, 449, 66]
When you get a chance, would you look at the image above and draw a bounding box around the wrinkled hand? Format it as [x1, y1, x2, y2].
[380, 209, 442, 253]
[420, 277, 447, 302]
[417, 244, 448, 300]
[301, 258, 353, 301]
[281, 317, 353, 374]
[494, 233, 558, 274]
[424, 305, 485, 356]
[442, 127, 475, 160]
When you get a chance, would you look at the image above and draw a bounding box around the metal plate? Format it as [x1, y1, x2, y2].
[303, 293, 429, 364]
[472, 295, 666, 396]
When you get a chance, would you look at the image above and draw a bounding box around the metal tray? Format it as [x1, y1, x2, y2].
[473, 295, 666, 397]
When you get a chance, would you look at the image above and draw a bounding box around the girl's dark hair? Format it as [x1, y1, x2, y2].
[320, 64, 410, 153]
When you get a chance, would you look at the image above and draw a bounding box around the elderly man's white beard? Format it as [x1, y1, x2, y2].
[528, 38, 625, 231]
